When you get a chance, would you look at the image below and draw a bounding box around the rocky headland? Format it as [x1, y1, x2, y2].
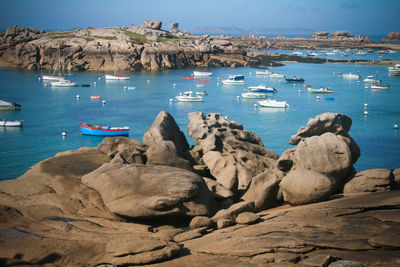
[0, 111, 399, 266]
[1, 21, 399, 72]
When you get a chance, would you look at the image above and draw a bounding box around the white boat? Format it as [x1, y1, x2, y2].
[292, 51, 303, 55]
[325, 52, 336, 55]
[371, 84, 390, 90]
[222, 75, 245, 85]
[193, 71, 212, 77]
[50, 80, 78, 87]
[175, 91, 203, 102]
[363, 75, 381, 85]
[0, 100, 21, 110]
[269, 73, 285, 79]
[105, 74, 131, 80]
[195, 91, 207, 95]
[255, 70, 271, 75]
[307, 87, 334, 93]
[388, 64, 400, 72]
[0, 119, 23, 127]
[42, 75, 65, 81]
[356, 51, 367, 55]
[241, 92, 267, 99]
[258, 99, 289, 108]
[342, 73, 360, 79]
[248, 85, 276, 93]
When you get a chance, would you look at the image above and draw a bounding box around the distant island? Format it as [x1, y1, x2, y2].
[0, 20, 399, 72]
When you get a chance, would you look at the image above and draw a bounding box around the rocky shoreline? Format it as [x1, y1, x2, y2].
[0, 110, 399, 266]
[1, 21, 399, 72]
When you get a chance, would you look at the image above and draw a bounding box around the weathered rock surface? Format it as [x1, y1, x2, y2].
[152, 191, 400, 266]
[143, 110, 189, 156]
[343, 168, 393, 193]
[98, 136, 147, 164]
[235, 211, 260, 225]
[280, 169, 334, 205]
[82, 163, 216, 219]
[187, 112, 279, 192]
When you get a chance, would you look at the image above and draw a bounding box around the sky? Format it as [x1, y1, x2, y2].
[0, 0, 399, 35]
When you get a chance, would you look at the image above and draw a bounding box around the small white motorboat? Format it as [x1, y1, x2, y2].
[248, 85, 276, 93]
[42, 75, 65, 81]
[50, 80, 78, 87]
[342, 73, 360, 79]
[363, 75, 381, 85]
[269, 73, 285, 79]
[193, 71, 212, 77]
[195, 91, 207, 96]
[258, 99, 289, 108]
[0, 100, 21, 110]
[241, 92, 267, 99]
[255, 70, 271, 75]
[371, 84, 390, 90]
[105, 74, 131, 80]
[388, 64, 400, 72]
[175, 91, 204, 102]
[307, 87, 334, 93]
[222, 75, 245, 85]
[0, 119, 23, 127]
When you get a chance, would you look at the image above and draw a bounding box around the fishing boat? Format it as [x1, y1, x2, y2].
[371, 84, 390, 90]
[285, 76, 304, 83]
[50, 79, 78, 87]
[175, 91, 203, 102]
[342, 73, 360, 79]
[193, 71, 212, 77]
[363, 75, 381, 85]
[222, 75, 245, 85]
[0, 100, 21, 110]
[0, 119, 23, 127]
[258, 99, 289, 108]
[105, 74, 131, 80]
[241, 92, 267, 99]
[307, 87, 334, 93]
[248, 85, 276, 93]
[269, 73, 285, 79]
[377, 51, 388, 54]
[80, 122, 129, 136]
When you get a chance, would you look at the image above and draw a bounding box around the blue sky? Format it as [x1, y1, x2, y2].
[0, 0, 399, 35]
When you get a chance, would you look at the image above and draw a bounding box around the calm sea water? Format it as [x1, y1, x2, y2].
[1, 60, 400, 180]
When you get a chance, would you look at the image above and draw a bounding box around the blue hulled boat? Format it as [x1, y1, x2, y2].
[80, 122, 129, 136]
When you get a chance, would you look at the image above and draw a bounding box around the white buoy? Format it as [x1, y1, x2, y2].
[217, 82, 219, 86]
[61, 131, 67, 136]
[76, 94, 80, 99]
[254, 104, 258, 108]
[124, 86, 127, 89]
[102, 100, 106, 104]
[169, 98, 173, 102]
[147, 80, 150, 84]
[364, 111, 368, 115]
[249, 72, 252, 76]
[98, 77, 101, 80]
[44, 83, 48, 86]
[173, 83, 176, 87]
[237, 96, 241, 99]
[394, 124, 399, 129]
[365, 86, 368, 89]
[298, 90, 301, 93]
[364, 103, 368, 108]
[316, 96, 320, 99]
[218, 77, 221, 80]
[38, 77, 41, 80]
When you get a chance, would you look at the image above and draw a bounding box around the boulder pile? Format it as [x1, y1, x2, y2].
[0, 111, 399, 266]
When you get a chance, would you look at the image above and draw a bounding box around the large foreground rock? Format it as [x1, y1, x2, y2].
[82, 163, 216, 219]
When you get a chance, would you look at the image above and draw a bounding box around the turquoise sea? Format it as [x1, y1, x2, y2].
[1, 60, 400, 180]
